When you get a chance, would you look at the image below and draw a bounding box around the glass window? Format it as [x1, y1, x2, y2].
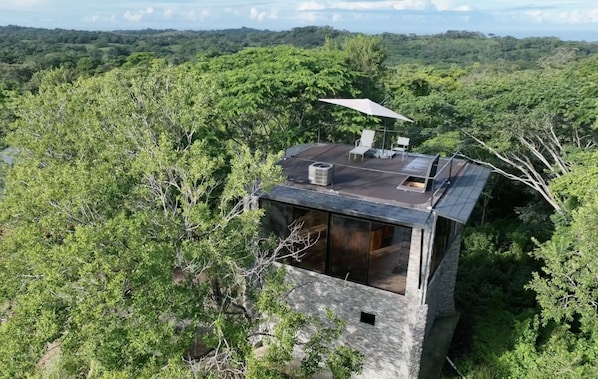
[329, 215, 370, 284]
[292, 208, 328, 273]
[261, 200, 293, 238]
[368, 223, 411, 294]
[261, 200, 327, 273]
[262, 200, 412, 295]
[429, 216, 457, 279]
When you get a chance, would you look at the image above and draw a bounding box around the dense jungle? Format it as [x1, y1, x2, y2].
[0, 25, 597, 378]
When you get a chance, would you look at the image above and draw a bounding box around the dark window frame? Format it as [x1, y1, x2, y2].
[428, 216, 459, 281]
[261, 199, 412, 295]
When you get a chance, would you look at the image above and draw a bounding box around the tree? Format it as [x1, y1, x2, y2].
[0, 62, 362, 378]
[458, 57, 598, 213]
[194, 45, 360, 152]
[340, 34, 387, 100]
[528, 149, 598, 335]
[491, 148, 598, 378]
[385, 64, 467, 151]
[383, 56, 598, 378]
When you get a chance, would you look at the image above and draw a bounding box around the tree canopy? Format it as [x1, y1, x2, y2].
[0, 25, 597, 379]
[0, 59, 363, 378]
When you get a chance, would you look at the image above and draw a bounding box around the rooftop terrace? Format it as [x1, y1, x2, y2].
[266, 143, 491, 226]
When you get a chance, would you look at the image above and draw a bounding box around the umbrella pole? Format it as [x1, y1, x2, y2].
[381, 119, 389, 157]
[318, 124, 321, 143]
[382, 126, 386, 154]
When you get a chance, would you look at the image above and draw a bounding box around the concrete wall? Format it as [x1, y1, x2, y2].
[280, 264, 429, 378]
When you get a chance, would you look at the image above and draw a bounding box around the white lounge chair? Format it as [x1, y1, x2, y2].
[391, 136, 410, 160]
[349, 129, 375, 161]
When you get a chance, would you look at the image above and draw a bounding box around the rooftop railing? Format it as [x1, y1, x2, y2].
[428, 149, 461, 209]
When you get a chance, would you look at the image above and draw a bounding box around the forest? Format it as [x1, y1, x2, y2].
[0, 26, 597, 378]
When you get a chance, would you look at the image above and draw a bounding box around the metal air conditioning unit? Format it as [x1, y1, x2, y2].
[308, 162, 334, 186]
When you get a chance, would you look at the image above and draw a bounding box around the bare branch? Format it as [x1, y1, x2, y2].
[465, 132, 563, 212]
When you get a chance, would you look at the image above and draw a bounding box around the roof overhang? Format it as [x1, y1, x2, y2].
[262, 185, 434, 229]
[433, 163, 492, 223]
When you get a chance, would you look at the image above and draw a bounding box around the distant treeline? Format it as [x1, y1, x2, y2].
[1, 24, 598, 91]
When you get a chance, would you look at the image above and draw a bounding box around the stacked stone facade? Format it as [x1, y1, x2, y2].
[263, 143, 491, 377]
[279, 221, 464, 378]
[281, 264, 428, 378]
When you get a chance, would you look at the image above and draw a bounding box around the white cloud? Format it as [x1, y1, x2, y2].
[0, 0, 596, 40]
[222, 7, 241, 17]
[249, 7, 278, 22]
[295, 0, 589, 15]
[388, 1, 432, 11]
[85, 13, 115, 25]
[123, 7, 154, 22]
[523, 8, 598, 24]
[297, 1, 327, 11]
[163, 8, 176, 19]
[0, 0, 47, 11]
[453, 6, 472, 11]
[250, 7, 267, 21]
[270, 10, 279, 20]
[297, 1, 433, 12]
[296, 11, 322, 23]
[431, 0, 467, 11]
[183, 8, 212, 22]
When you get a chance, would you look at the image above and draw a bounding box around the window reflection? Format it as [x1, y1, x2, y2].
[293, 208, 327, 273]
[429, 216, 458, 280]
[368, 223, 412, 294]
[329, 215, 369, 284]
[262, 199, 412, 295]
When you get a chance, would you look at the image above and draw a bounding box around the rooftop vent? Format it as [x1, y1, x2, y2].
[308, 162, 334, 186]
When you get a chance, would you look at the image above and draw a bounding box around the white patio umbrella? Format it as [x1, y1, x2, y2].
[319, 98, 413, 122]
[319, 98, 413, 154]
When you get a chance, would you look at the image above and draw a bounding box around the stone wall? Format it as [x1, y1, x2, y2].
[280, 264, 429, 378]
[273, 220, 464, 377]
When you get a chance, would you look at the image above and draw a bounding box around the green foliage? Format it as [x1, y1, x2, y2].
[0, 61, 361, 378]
[446, 221, 540, 378]
[416, 131, 462, 156]
[3, 25, 596, 96]
[498, 316, 598, 379]
[381, 32, 598, 67]
[196, 45, 361, 150]
[326, 345, 365, 379]
[388, 53, 597, 213]
[2, 24, 597, 378]
[247, 270, 363, 379]
[0, 26, 353, 93]
[448, 149, 598, 378]
[385, 64, 467, 150]
[550, 149, 598, 211]
[528, 151, 598, 337]
[341, 34, 387, 99]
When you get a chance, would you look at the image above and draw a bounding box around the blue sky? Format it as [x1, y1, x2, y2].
[1, 1, 597, 41]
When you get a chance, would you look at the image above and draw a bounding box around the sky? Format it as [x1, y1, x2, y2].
[1, 0, 597, 41]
